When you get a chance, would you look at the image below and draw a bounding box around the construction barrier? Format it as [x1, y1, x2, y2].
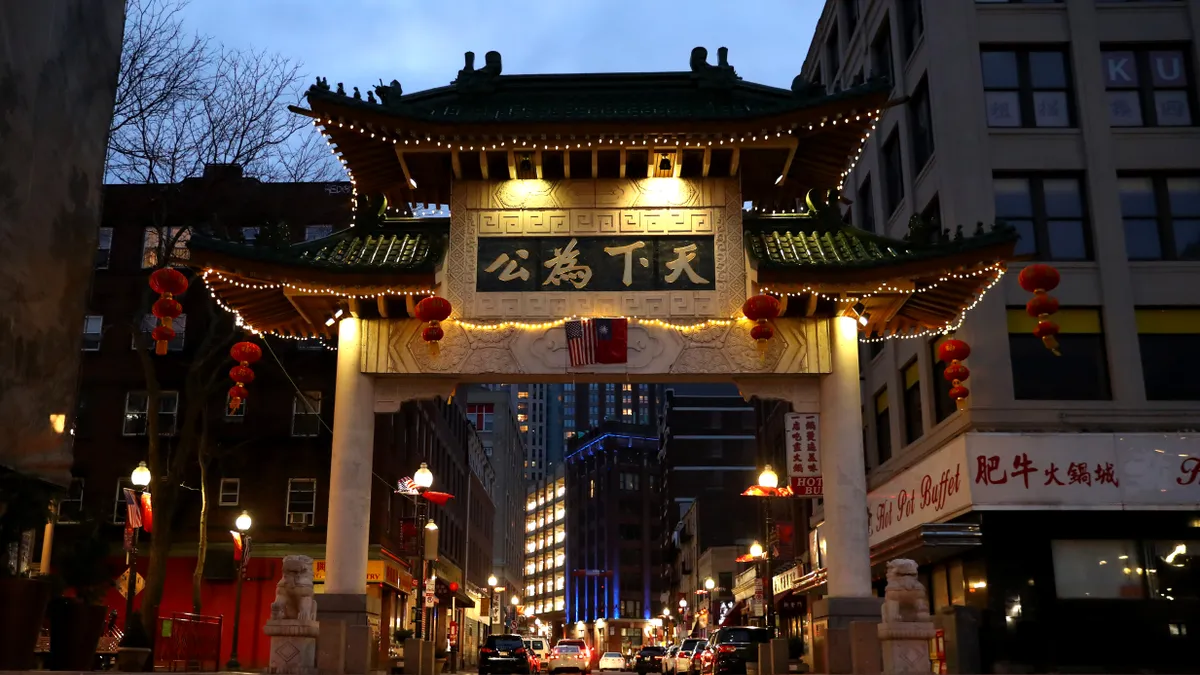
[155, 612, 223, 672]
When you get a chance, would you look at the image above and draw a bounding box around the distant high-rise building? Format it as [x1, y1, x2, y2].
[515, 384, 565, 483]
[523, 467, 567, 638]
[562, 383, 662, 443]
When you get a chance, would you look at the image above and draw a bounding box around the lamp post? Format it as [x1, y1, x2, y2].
[226, 511, 252, 670]
[510, 595, 519, 633]
[423, 520, 439, 641]
[678, 598, 688, 638]
[487, 575, 499, 635]
[704, 578, 715, 636]
[124, 461, 151, 632]
[756, 465, 778, 632]
[662, 608, 671, 645]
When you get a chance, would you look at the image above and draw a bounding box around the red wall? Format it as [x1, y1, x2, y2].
[106, 555, 283, 669]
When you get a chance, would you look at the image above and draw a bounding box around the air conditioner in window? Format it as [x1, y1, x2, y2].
[288, 512, 313, 528]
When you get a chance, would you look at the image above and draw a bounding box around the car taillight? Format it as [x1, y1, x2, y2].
[516, 648, 527, 655]
[718, 645, 737, 653]
[481, 648, 495, 654]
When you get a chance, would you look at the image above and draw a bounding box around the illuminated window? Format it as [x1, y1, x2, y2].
[518, 391, 529, 398]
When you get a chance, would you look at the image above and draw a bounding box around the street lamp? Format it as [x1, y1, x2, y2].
[757, 465, 778, 489]
[422, 521, 439, 641]
[414, 462, 434, 488]
[226, 511, 252, 670]
[123, 462, 151, 633]
[510, 595, 520, 634]
[704, 578, 716, 636]
[749, 541, 764, 559]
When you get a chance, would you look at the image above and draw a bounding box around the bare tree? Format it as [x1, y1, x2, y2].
[108, 0, 342, 638]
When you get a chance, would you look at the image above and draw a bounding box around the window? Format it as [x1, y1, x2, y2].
[305, 225, 333, 241]
[1051, 540, 1144, 599]
[96, 227, 113, 269]
[825, 26, 841, 88]
[1136, 309, 1200, 400]
[881, 131, 905, 217]
[930, 336, 957, 424]
[857, 177, 876, 233]
[467, 403, 495, 431]
[1145, 540, 1200, 600]
[286, 478, 317, 527]
[620, 473, 640, 491]
[981, 49, 1072, 128]
[1102, 48, 1193, 127]
[842, 0, 858, 35]
[123, 391, 178, 436]
[219, 478, 240, 506]
[910, 77, 935, 174]
[112, 478, 133, 524]
[135, 313, 187, 351]
[57, 478, 85, 524]
[142, 226, 191, 268]
[292, 391, 322, 437]
[1118, 176, 1200, 260]
[225, 390, 246, 420]
[242, 227, 259, 244]
[871, 20, 893, 84]
[874, 389, 892, 464]
[993, 175, 1090, 260]
[1008, 308, 1111, 400]
[82, 315, 103, 351]
[899, 0, 923, 61]
[901, 360, 923, 445]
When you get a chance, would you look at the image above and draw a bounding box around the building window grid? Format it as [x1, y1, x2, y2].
[82, 315, 103, 351]
[292, 391, 322, 437]
[219, 478, 240, 506]
[981, 48, 1074, 128]
[1118, 175, 1200, 261]
[96, 228, 113, 269]
[1102, 47, 1194, 128]
[123, 391, 178, 436]
[286, 478, 317, 526]
[142, 226, 191, 268]
[994, 174, 1091, 261]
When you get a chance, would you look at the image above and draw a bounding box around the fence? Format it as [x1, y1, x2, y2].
[155, 612, 223, 672]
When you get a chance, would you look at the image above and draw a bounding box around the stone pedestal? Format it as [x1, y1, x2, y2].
[877, 622, 935, 675]
[265, 619, 320, 675]
[811, 597, 884, 674]
[315, 593, 377, 675]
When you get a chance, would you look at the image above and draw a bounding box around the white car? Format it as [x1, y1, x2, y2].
[549, 645, 589, 674]
[675, 638, 708, 674]
[598, 652, 626, 672]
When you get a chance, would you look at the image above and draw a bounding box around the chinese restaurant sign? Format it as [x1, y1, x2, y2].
[867, 432, 1200, 548]
[476, 235, 716, 292]
[785, 412, 823, 496]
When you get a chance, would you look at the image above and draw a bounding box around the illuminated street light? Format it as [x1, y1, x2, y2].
[235, 511, 252, 532]
[749, 541, 764, 558]
[705, 578, 715, 591]
[757, 465, 778, 489]
[414, 462, 434, 488]
[130, 461, 151, 487]
[488, 575, 498, 587]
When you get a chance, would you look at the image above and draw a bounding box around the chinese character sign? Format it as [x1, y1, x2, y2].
[785, 412, 823, 497]
[476, 236, 716, 292]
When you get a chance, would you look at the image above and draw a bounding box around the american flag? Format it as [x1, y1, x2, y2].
[123, 488, 144, 529]
[565, 319, 596, 367]
[396, 476, 420, 495]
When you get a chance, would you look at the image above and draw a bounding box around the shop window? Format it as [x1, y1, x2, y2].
[930, 336, 956, 424]
[1145, 540, 1200, 600]
[82, 315, 103, 351]
[981, 49, 1073, 128]
[1118, 176, 1200, 261]
[993, 175, 1091, 260]
[1101, 47, 1193, 127]
[1136, 309, 1200, 399]
[96, 227, 113, 269]
[142, 226, 190, 268]
[1009, 308, 1110, 400]
[858, 176, 876, 233]
[871, 19, 893, 84]
[123, 391, 178, 436]
[881, 131, 905, 218]
[874, 388, 892, 464]
[910, 77, 935, 174]
[1051, 539, 1144, 599]
[291, 391, 322, 437]
[901, 360, 923, 445]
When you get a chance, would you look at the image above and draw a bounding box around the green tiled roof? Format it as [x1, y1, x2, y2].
[187, 220, 448, 273]
[744, 214, 1017, 270]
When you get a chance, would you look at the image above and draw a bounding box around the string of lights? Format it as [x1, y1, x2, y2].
[759, 263, 1006, 302]
[452, 316, 739, 332]
[859, 268, 1007, 343]
[202, 269, 435, 299]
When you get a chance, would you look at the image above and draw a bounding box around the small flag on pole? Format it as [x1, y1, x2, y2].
[396, 476, 420, 495]
[140, 492, 154, 533]
[231, 530, 245, 562]
[123, 488, 144, 529]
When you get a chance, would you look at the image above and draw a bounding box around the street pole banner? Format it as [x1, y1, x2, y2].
[785, 412, 823, 497]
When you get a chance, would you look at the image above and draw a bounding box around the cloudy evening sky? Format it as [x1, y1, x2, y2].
[178, 0, 824, 96]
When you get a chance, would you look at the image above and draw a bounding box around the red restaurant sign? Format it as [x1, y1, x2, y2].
[867, 432, 1200, 548]
[785, 412, 822, 497]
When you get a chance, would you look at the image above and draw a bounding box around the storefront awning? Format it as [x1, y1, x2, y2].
[720, 600, 746, 627]
[869, 522, 982, 574]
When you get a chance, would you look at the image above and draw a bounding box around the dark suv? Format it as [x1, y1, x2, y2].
[634, 646, 667, 674]
[481, 634, 532, 675]
[700, 627, 773, 675]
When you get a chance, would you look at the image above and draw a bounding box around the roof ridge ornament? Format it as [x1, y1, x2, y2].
[805, 189, 843, 232]
[790, 75, 826, 99]
[454, 50, 503, 93]
[689, 47, 739, 88]
[375, 79, 403, 106]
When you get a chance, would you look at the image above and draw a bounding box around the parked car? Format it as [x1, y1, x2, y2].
[526, 638, 550, 671]
[556, 639, 593, 673]
[523, 641, 542, 674]
[663, 646, 680, 675]
[598, 652, 626, 672]
[480, 634, 532, 675]
[675, 638, 708, 675]
[634, 646, 667, 674]
[549, 645, 589, 674]
[699, 627, 772, 675]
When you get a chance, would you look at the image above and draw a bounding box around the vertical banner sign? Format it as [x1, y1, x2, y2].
[448, 621, 459, 647]
[785, 412, 823, 496]
[751, 579, 765, 617]
[425, 577, 436, 607]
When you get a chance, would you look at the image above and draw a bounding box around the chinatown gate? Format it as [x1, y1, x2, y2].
[188, 49, 1016, 673]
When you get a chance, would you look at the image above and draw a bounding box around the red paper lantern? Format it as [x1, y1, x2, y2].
[422, 324, 445, 343]
[228, 385, 249, 413]
[948, 384, 970, 407]
[147, 268, 189, 355]
[1033, 319, 1062, 356]
[414, 296, 453, 323]
[149, 268, 188, 296]
[1026, 294, 1059, 318]
[944, 363, 970, 382]
[1018, 264, 1061, 294]
[937, 339, 971, 364]
[750, 323, 775, 342]
[230, 341, 263, 365]
[229, 365, 256, 384]
[151, 326, 175, 343]
[449, 582, 460, 593]
[741, 294, 781, 322]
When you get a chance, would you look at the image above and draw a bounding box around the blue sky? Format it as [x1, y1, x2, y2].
[178, 0, 824, 95]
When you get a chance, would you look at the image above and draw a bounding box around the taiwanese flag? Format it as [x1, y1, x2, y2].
[593, 318, 628, 364]
[140, 492, 154, 533]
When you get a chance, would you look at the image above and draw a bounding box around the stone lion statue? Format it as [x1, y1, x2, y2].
[270, 555, 317, 622]
[880, 559, 929, 624]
